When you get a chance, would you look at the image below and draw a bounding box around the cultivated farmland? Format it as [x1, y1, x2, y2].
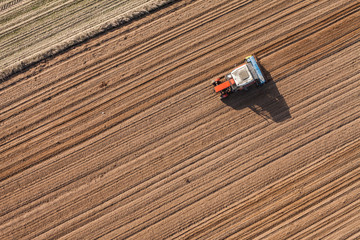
[1, 0, 359, 239]
[0, 0, 175, 79]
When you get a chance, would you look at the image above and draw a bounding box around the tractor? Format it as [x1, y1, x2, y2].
[212, 55, 267, 99]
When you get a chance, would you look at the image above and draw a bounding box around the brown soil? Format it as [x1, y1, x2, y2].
[0, 0, 175, 80]
[0, 0, 359, 239]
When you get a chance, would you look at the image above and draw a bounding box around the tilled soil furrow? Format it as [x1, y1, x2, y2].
[0, 0, 244, 110]
[0, 72, 358, 238]
[0, 0, 346, 122]
[216, 170, 360, 239]
[1, 33, 358, 180]
[0, 1, 96, 49]
[0, 47, 358, 227]
[285, 199, 360, 239]
[7, 82, 358, 238]
[169, 139, 360, 239]
[317, 217, 360, 240]
[0, 0, 24, 13]
[1, 1, 358, 182]
[90, 123, 360, 239]
[0, 0, 303, 123]
[256, 2, 360, 58]
[0, 48, 357, 217]
[2, 8, 352, 174]
[0, 0, 177, 73]
[0, 0, 192, 93]
[1, 0, 359, 239]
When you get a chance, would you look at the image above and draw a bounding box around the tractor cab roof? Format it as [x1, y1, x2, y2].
[231, 64, 254, 87]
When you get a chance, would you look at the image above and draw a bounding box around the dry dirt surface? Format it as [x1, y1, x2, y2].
[1, 0, 360, 239]
[0, 0, 174, 79]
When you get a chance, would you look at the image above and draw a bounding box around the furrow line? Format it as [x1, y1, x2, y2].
[2, 83, 360, 238]
[0, 0, 122, 49]
[2, 4, 358, 157]
[287, 199, 360, 239]
[225, 172, 360, 239]
[1, 41, 358, 214]
[0, 0, 352, 159]
[93, 120, 360, 239]
[169, 139, 360, 239]
[0, 0, 287, 113]
[1, 53, 358, 221]
[0, 0, 338, 115]
[2, 32, 358, 172]
[0, 0, 23, 13]
[256, 2, 360, 58]
[30, 86, 360, 238]
[0, 0, 191, 90]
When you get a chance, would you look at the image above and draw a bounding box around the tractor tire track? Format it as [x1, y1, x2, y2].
[0, 0, 359, 239]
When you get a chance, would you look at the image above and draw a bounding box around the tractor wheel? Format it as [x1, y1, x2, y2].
[220, 93, 228, 99]
[212, 78, 221, 86]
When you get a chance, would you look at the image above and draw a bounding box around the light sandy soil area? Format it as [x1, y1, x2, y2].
[0, 0, 359, 239]
[0, 0, 174, 79]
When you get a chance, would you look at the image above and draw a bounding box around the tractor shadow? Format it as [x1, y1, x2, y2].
[221, 66, 291, 122]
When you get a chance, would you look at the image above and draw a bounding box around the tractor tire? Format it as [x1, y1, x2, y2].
[212, 78, 221, 86]
[220, 93, 228, 99]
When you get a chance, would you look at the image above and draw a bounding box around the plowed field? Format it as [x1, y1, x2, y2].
[0, 0, 174, 79]
[1, 0, 359, 239]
